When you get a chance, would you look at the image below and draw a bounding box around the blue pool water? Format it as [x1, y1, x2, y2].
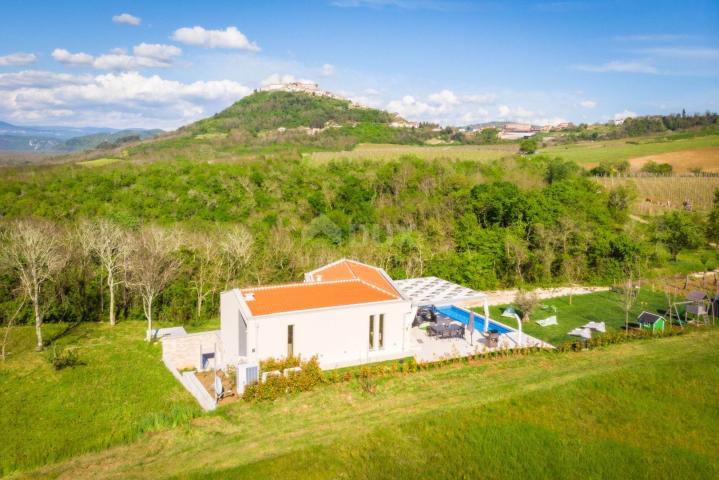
[434, 305, 513, 334]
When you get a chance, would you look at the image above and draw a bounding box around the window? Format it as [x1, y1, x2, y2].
[369, 315, 375, 349]
[287, 324, 294, 358]
[379, 314, 384, 348]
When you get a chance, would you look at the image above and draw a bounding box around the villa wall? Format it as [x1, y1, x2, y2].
[161, 331, 224, 371]
[238, 300, 415, 369]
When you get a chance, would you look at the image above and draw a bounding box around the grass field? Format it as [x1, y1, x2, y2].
[540, 132, 719, 166]
[594, 175, 719, 213]
[0, 322, 200, 476]
[308, 143, 517, 162]
[75, 157, 121, 168]
[12, 327, 718, 479]
[486, 289, 671, 346]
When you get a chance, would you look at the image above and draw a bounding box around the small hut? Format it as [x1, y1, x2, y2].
[637, 311, 665, 333]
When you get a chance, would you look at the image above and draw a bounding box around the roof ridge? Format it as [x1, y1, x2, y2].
[243, 278, 362, 292]
[356, 278, 399, 298]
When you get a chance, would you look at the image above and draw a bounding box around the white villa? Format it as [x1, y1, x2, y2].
[220, 259, 416, 369]
[159, 259, 547, 409]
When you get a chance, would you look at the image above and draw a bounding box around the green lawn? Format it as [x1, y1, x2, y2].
[539, 132, 719, 165]
[12, 328, 719, 479]
[0, 321, 200, 476]
[484, 289, 671, 346]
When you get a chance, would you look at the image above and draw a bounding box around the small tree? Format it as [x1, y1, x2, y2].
[514, 289, 538, 322]
[128, 227, 180, 340]
[187, 231, 221, 321]
[2, 219, 67, 351]
[654, 211, 704, 261]
[519, 138, 538, 154]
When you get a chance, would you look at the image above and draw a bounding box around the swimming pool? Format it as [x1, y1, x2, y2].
[434, 305, 513, 334]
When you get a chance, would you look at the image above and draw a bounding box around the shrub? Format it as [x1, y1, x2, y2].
[48, 346, 83, 370]
[243, 356, 322, 402]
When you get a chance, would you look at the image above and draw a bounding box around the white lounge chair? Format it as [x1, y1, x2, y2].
[583, 321, 606, 333]
[568, 327, 592, 339]
[536, 315, 558, 327]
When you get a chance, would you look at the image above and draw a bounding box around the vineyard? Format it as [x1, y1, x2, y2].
[595, 174, 719, 214]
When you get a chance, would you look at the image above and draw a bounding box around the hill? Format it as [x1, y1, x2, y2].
[0, 120, 163, 153]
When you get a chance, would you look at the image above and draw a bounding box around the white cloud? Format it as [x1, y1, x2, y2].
[463, 93, 496, 104]
[52, 48, 94, 66]
[579, 99, 597, 109]
[132, 43, 182, 61]
[172, 26, 260, 51]
[642, 47, 719, 60]
[614, 109, 637, 121]
[92, 53, 171, 70]
[0, 52, 37, 66]
[614, 34, 691, 42]
[260, 73, 315, 87]
[0, 71, 251, 129]
[573, 61, 658, 74]
[321, 63, 336, 76]
[52, 45, 182, 70]
[0, 70, 93, 89]
[428, 89, 459, 106]
[112, 13, 141, 26]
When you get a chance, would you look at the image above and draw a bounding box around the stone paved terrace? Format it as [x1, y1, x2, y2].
[410, 327, 550, 363]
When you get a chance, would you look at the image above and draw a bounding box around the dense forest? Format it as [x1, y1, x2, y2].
[1, 152, 713, 347]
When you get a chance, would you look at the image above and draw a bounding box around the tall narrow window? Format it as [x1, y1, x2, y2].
[287, 324, 294, 358]
[379, 314, 384, 348]
[369, 315, 375, 349]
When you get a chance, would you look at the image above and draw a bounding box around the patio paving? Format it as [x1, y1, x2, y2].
[410, 326, 550, 363]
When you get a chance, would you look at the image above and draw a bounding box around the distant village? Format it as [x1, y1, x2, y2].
[260, 81, 574, 138]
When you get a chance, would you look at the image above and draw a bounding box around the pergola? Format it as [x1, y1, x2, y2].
[393, 276, 492, 331]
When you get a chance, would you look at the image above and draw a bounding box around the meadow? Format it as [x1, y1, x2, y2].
[0, 322, 200, 476]
[308, 142, 517, 162]
[8, 325, 717, 479]
[540, 131, 719, 166]
[487, 289, 671, 346]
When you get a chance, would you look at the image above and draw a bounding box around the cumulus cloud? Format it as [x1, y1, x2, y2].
[321, 63, 336, 76]
[0, 71, 251, 129]
[0, 70, 93, 89]
[132, 43, 182, 60]
[428, 89, 459, 106]
[52, 48, 94, 66]
[0, 52, 37, 66]
[579, 99, 597, 109]
[172, 26, 260, 51]
[463, 93, 496, 104]
[260, 73, 315, 87]
[614, 109, 637, 121]
[112, 13, 141, 26]
[52, 45, 182, 70]
[573, 61, 658, 74]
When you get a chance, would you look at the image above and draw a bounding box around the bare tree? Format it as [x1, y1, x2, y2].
[187, 231, 221, 320]
[619, 274, 639, 334]
[220, 225, 253, 288]
[78, 219, 127, 326]
[2, 220, 67, 351]
[563, 256, 584, 305]
[127, 227, 180, 340]
[1, 296, 26, 360]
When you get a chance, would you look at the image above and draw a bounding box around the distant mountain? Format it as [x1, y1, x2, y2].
[0, 120, 163, 153]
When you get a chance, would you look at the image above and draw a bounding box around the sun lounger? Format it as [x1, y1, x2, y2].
[536, 315, 558, 327]
[582, 321, 606, 333]
[568, 327, 592, 339]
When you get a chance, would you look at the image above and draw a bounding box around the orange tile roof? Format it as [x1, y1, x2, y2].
[241, 279, 399, 316]
[309, 259, 401, 297]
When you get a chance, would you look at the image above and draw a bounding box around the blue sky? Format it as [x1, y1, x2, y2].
[0, 0, 717, 129]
